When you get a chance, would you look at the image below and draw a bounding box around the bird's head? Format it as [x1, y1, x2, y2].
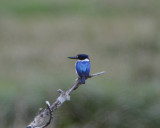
[68, 54, 89, 60]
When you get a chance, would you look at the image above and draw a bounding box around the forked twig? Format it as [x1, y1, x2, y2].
[40, 101, 53, 128]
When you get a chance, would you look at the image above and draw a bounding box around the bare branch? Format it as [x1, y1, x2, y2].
[89, 71, 106, 77]
[26, 71, 105, 128]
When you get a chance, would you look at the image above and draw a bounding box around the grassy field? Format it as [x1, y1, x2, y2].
[0, 0, 160, 128]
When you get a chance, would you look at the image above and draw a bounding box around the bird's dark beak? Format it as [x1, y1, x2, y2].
[68, 56, 77, 59]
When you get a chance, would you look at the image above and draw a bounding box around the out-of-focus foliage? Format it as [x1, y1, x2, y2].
[0, 0, 160, 128]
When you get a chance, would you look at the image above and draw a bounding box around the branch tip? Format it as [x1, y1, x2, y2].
[89, 71, 106, 78]
[57, 89, 64, 94]
[45, 101, 50, 107]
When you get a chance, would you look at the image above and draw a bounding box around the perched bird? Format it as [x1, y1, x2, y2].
[68, 54, 91, 84]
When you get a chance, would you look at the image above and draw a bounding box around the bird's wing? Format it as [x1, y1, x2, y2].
[76, 61, 90, 76]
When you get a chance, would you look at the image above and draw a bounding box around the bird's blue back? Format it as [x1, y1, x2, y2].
[76, 60, 90, 78]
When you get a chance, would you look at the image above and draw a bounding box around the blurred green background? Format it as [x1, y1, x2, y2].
[0, 0, 160, 128]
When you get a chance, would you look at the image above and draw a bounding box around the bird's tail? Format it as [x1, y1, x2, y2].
[81, 76, 85, 84]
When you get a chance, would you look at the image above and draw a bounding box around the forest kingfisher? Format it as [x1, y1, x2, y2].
[68, 54, 91, 84]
